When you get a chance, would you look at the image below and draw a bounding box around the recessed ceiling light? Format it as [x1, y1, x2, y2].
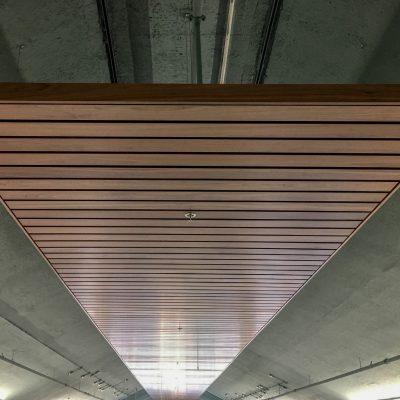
[184, 212, 197, 220]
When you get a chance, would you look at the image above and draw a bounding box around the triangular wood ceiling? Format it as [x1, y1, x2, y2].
[0, 84, 399, 400]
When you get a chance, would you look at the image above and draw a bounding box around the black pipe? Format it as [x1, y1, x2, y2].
[253, 0, 283, 84]
[96, 0, 118, 83]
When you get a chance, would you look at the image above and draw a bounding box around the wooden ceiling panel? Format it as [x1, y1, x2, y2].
[0, 84, 399, 400]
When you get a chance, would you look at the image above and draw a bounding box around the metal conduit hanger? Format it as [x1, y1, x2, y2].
[185, 0, 206, 83]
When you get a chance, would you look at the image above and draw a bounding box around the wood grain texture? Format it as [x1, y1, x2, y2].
[6, 201, 378, 211]
[1, 84, 400, 400]
[0, 167, 399, 180]
[1, 122, 400, 138]
[2, 138, 400, 153]
[3, 104, 400, 122]
[20, 218, 361, 228]
[1, 83, 400, 103]
[13, 210, 370, 220]
[1, 190, 386, 202]
[0, 179, 394, 191]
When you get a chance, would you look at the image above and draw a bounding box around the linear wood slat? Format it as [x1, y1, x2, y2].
[80, 303, 287, 307]
[68, 282, 293, 295]
[72, 293, 291, 297]
[0, 83, 399, 102]
[36, 241, 342, 249]
[2, 138, 400, 153]
[0, 179, 394, 191]
[39, 247, 336, 255]
[80, 304, 285, 308]
[48, 253, 327, 264]
[2, 84, 400, 400]
[61, 275, 309, 283]
[27, 226, 354, 235]
[1, 167, 400, 180]
[48, 253, 328, 260]
[64, 283, 305, 289]
[31, 234, 347, 242]
[21, 218, 361, 228]
[14, 210, 369, 220]
[53, 265, 320, 271]
[54, 268, 320, 274]
[6, 201, 378, 211]
[3, 104, 400, 122]
[1, 153, 400, 167]
[1, 190, 386, 202]
[2, 122, 400, 138]
[75, 302, 289, 307]
[52, 259, 322, 266]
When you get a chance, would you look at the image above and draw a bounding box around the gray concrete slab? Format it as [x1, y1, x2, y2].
[265, 0, 400, 83]
[105, 0, 223, 83]
[207, 186, 400, 399]
[0, 201, 144, 399]
[0, 0, 109, 82]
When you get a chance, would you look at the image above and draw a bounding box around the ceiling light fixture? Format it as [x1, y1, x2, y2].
[185, 212, 197, 220]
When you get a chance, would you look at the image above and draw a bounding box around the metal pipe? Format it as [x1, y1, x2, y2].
[192, 0, 203, 17]
[0, 314, 128, 396]
[192, 17, 203, 83]
[219, 0, 236, 83]
[0, 354, 105, 400]
[254, 0, 283, 84]
[189, 0, 204, 83]
[96, 0, 118, 83]
[266, 354, 400, 399]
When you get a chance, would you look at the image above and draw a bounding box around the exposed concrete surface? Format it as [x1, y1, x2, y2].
[225, 0, 273, 83]
[0, 0, 109, 82]
[207, 187, 400, 399]
[0, 202, 144, 399]
[107, 0, 221, 83]
[265, 0, 400, 83]
[107, 0, 149, 83]
[2, 0, 399, 83]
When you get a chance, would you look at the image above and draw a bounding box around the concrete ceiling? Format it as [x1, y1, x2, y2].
[1, 0, 400, 83]
[206, 186, 400, 400]
[265, 0, 400, 83]
[0, 201, 149, 400]
[0, 0, 109, 82]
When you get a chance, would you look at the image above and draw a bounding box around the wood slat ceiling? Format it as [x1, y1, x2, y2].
[1, 84, 400, 400]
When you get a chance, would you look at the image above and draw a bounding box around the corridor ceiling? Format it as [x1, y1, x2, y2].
[1, 84, 400, 400]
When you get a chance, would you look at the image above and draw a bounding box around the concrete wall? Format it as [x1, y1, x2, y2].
[0, 201, 144, 400]
[208, 187, 400, 399]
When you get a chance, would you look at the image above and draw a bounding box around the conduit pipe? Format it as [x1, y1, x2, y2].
[219, 0, 236, 83]
[266, 354, 400, 399]
[188, 0, 205, 83]
[0, 354, 105, 400]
